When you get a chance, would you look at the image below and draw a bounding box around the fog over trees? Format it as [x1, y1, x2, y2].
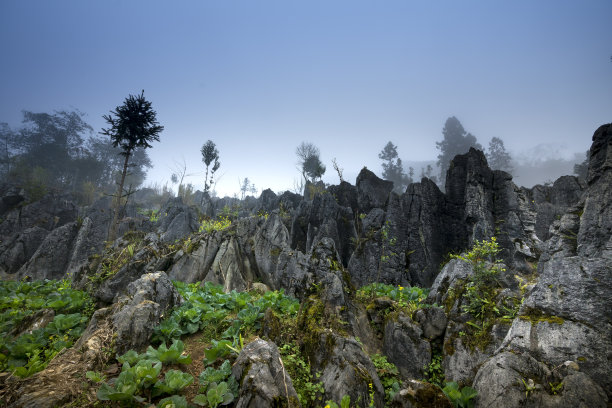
[1, 106, 592, 205]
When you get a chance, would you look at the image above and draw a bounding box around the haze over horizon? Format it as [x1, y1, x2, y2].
[1, 0, 610, 196]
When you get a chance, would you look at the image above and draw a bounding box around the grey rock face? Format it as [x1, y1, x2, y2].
[232, 339, 300, 408]
[0, 193, 77, 240]
[111, 271, 182, 354]
[157, 197, 199, 242]
[16, 221, 79, 280]
[383, 314, 431, 380]
[473, 352, 608, 408]
[314, 334, 385, 408]
[474, 124, 612, 405]
[414, 307, 447, 341]
[532, 176, 585, 241]
[0, 226, 48, 275]
[356, 167, 393, 213]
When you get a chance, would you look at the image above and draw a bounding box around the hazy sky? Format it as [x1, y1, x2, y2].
[1, 0, 610, 196]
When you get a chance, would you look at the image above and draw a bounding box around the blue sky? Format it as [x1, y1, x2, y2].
[1, 0, 610, 195]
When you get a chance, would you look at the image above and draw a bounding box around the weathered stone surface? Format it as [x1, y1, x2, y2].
[15, 221, 79, 280]
[0, 226, 48, 276]
[111, 271, 182, 354]
[232, 339, 300, 408]
[0, 193, 77, 239]
[426, 258, 474, 307]
[383, 314, 431, 380]
[356, 167, 393, 213]
[313, 334, 385, 408]
[157, 196, 199, 242]
[329, 181, 359, 213]
[253, 213, 291, 288]
[414, 307, 447, 341]
[473, 352, 608, 408]
[474, 124, 612, 405]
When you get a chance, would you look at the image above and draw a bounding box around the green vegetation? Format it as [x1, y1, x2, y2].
[356, 282, 428, 316]
[0, 279, 93, 378]
[280, 342, 325, 406]
[198, 216, 232, 234]
[442, 382, 478, 408]
[449, 237, 522, 351]
[89, 281, 299, 407]
[423, 353, 445, 388]
[371, 353, 401, 404]
[325, 395, 351, 408]
[152, 281, 298, 346]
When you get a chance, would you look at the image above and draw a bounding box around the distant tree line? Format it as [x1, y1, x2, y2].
[0, 110, 153, 203]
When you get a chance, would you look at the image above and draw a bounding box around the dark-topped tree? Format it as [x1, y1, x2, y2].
[101, 90, 163, 241]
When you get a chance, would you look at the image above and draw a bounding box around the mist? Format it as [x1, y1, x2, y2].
[0, 0, 610, 198]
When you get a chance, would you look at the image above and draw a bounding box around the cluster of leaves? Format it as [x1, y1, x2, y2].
[371, 353, 401, 404]
[451, 237, 522, 349]
[423, 353, 445, 388]
[198, 216, 232, 234]
[91, 340, 237, 407]
[442, 382, 478, 408]
[279, 342, 325, 406]
[325, 395, 351, 408]
[152, 281, 299, 347]
[357, 282, 428, 316]
[0, 279, 93, 377]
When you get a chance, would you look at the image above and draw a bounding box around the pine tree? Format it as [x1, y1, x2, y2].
[486, 137, 513, 173]
[101, 90, 163, 241]
[436, 117, 481, 184]
[379, 141, 411, 193]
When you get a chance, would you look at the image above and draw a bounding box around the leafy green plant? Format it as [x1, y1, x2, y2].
[549, 381, 563, 395]
[279, 342, 325, 406]
[97, 367, 142, 403]
[152, 369, 194, 397]
[158, 395, 188, 408]
[86, 370, 107, 383]
[423, 353, 445, 388]
[325, 395, 351, 408]
[203, 340, 233, 365]
[0, 286, 91, 379]
[193, 381, 235, 407]
[442, 382, 478, 408]
[145, 340, 192, 365]
[371, 354, 401, 403]
[199, 216, 232, 234]
[198, 360, 238, 396]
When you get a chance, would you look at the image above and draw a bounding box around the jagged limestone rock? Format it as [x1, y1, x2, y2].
[232, 339, 300, 408]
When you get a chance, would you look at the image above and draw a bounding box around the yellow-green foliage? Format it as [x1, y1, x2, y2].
[199, 216, 232, 234]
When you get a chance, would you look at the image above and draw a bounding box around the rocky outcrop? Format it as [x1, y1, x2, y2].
[473, 124, 612, 406]
[111, 271, 182, 353]
[383, 314, 431, 380]
[3, 271, 180, 408]
[157, 196, 200, 242]
[232, 339, 300, 407]
[314, 334, 385, 407]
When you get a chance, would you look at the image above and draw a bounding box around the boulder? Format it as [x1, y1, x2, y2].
[111, 271, 182, 353]
[473, 352, 608, 408]
[383, 314, 431, 380]
[232, 339, 300, 408]
[313, 334, 385, 408]
[389, 380, 453, 408]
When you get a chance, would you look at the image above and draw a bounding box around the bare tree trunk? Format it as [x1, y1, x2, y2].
[108, 151, 131, 242]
